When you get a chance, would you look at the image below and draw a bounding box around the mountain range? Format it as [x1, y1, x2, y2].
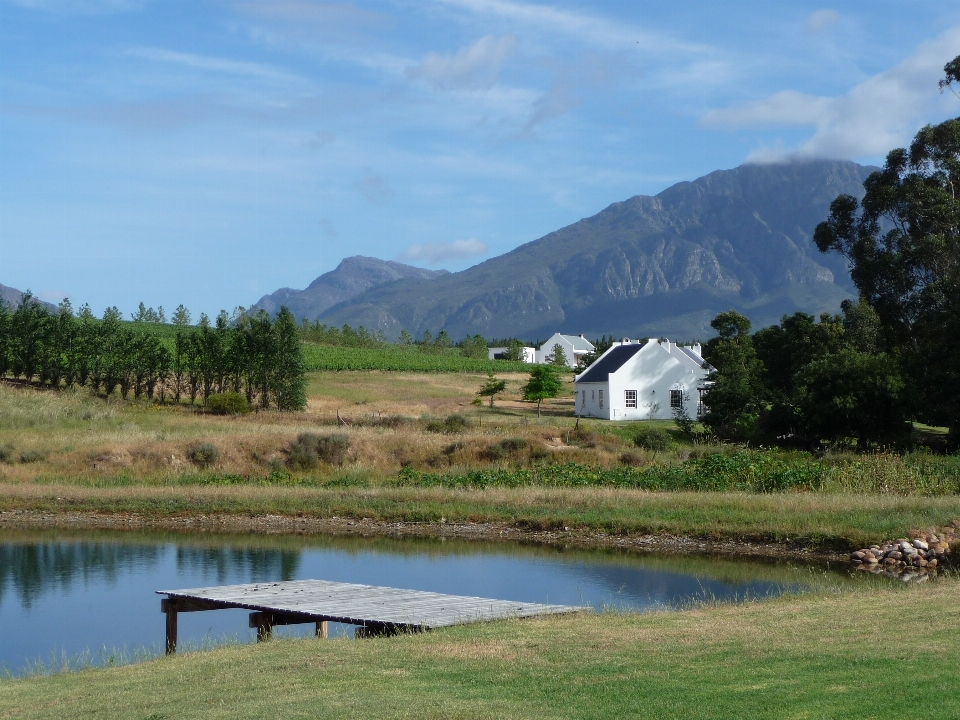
[0, 285, 58, 313]
[254, 159, 874, 341]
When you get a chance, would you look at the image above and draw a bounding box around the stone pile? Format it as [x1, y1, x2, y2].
[850, 526, 956, 581]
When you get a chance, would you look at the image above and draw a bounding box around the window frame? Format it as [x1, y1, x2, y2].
[624, 390, 637, 408]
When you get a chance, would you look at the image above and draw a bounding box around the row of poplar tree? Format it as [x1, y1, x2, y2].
[0, 295, 307, 410]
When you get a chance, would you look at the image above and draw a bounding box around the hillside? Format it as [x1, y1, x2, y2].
[0, 284, 58, 313]
[253, 256, 448, 321]
[280, 160, 874, 340]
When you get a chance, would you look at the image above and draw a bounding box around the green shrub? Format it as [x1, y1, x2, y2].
[18, 449, 47, 464]
[0, 445, 14, 464]
[186, 442, 220, 468]
[633, 426, 672, 453]
[287, 433, 351, 469]
[425, 414, 470, 434]
[207, 392, 252, 415]
[480, 437, 528, 461]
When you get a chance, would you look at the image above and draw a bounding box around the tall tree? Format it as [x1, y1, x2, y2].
[814, 55, 960, 437]
[172, 304, 191, 326]
[701, 311, 767, 442]
[271, 307, 307, 411]
[545, 343, 568, 366]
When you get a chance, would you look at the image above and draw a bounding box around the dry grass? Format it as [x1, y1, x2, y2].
[0, 374, 634, 484]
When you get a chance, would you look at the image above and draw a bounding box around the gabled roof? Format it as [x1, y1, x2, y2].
[678, 346, 712, 370]
[557, 334, 594, 351]
[575, 343, 645, 383]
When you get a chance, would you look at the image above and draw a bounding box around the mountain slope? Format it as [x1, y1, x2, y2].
[0, 284, 58, 313]
[253, 256, 448, 321]
[317, 160, 874, 340]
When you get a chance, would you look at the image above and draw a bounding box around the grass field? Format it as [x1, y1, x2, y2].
[2, 374, 960, 551]
[2, 575, 958, 719]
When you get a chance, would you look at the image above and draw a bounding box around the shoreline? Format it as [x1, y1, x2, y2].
[0, 509, 847, 563]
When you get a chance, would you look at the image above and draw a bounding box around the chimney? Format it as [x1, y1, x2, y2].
[692, 343, 702, 357]
[661, 338, 671, 353]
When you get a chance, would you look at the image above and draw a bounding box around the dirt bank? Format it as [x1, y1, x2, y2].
[0, 509, 847, 562]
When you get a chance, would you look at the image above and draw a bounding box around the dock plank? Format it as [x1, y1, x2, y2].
[158, 580, 587, 629]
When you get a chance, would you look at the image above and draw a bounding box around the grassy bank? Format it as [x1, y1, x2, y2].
[4, 483, 960, 550]
[3, 377, 960, 551]
[2, 576, 959, 719]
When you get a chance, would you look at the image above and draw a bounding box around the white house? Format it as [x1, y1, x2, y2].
[488, 346, 536, 363]
[574, 339, 712, 421]
[535, 333, 595, 368]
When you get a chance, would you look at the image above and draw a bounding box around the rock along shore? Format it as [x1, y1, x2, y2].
[850, 525, 957, 582]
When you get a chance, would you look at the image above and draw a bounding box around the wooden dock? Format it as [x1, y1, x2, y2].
[158, 579, 588, 653]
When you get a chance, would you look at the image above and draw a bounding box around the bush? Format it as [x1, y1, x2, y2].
[425, 414, 470, 434]
[18, 449, 47, 464]
[0, 445, 14, 464]
[633, 426, 672, 453]
[207, 392, 253, 415]
[287, 433, 350, 469]
[480, 437, 528, 461]
[186, 442, 220, 468]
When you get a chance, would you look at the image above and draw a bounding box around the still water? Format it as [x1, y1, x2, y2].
[0, 529, 841, 674]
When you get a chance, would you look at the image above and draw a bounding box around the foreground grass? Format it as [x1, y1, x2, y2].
[4, 483, 960, 549]
[2, 577, 959, 719]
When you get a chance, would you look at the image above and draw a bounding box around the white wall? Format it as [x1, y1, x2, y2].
[575, 341, 709, 421]
[535, 333, 579, 367]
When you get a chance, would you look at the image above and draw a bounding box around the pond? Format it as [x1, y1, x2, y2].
[0, 529, 849, 675]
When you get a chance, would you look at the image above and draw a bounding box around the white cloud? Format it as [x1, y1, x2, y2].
[701, 27, 960, 161]
[396, 238, 488, 265]
[431, 0, 708, 54]
[408, 35, 517, 91]
[128, 47, 307, 85]
[806, 9, 840, 34]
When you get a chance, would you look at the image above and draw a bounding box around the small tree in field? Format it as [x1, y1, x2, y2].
[521, 365, 564, 418]
[477, 372, 507, 407]
[172, 304, 191, 326]
[545, 343, 568, 366]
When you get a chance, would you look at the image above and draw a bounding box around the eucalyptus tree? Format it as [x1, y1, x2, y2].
[814, 54, 960, 436]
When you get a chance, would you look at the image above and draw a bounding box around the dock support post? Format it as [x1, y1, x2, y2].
[162, 599, 178, 654]
[316, 621, 328, 638]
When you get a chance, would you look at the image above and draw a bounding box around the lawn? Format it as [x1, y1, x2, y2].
[2, 575, 958, 719]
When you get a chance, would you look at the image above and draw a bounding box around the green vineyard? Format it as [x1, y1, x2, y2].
[300, 343, 530, 372]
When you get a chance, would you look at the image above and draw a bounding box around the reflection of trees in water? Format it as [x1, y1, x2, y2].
[0, 542, 163, 609]
[175, 547, 300, 584]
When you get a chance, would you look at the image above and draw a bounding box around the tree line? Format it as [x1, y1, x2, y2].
[702, 55, 960, 450]
[0, 296, 306, 410]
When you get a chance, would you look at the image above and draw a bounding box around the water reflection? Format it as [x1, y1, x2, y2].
[0, 542, 163, 609]
[174, 546, 300, 585]
[0, 528, 855, 675]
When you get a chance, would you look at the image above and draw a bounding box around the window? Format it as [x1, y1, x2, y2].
[599, 389, 604, 409]
[670, 389, 683, 409]
[581, 390, 586, 408]
[624, 390, 637, 408]
[697, 388, 706, 417]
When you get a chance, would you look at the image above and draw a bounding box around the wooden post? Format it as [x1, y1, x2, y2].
[316, 621, 329, 638]
[162, 599, 178, 655]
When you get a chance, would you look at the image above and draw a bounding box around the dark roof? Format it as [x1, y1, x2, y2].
[576, 343, 645, 383]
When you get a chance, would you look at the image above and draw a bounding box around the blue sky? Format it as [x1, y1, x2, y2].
[1, 1, 958, 318]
